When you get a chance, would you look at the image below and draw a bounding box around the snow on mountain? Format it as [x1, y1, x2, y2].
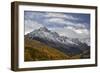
[51, 26, 90, 46]
[25, 27, 90, 56]
[27, 27, 78, 45]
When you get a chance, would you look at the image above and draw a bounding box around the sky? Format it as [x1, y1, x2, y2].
[24, 11, 90, 39]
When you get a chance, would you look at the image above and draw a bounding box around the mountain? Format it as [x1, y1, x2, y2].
[24, 38, 71, 61]
[26, 27, 77, 45]
[25, 27, 90, 59]
[51, 26, 90, 46]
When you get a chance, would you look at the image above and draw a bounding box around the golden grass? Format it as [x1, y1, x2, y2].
[24, 38, 70, 61]
[24, 38, 89, 61]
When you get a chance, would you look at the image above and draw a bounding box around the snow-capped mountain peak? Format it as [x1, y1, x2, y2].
[38, 27, 50, 32]
[27, 27, 78, 45]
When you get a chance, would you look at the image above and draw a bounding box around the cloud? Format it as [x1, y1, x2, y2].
[45, 13, 66, 18]
[24, 11, 44, 20]
[45, 18, 72, 27]
[24, 11, 90, 40]
[52, 26, 89, 39]
[66, 26, 89, 34]
[45, 18, 67, 24]
[45, 17, 87, 29]
[75, 29, 89, 34]
[45, 12, 79, 20]
[25, 19, 43, 34]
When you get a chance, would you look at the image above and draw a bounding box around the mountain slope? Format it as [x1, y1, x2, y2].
[24, 38, 71, 61]
[26, 27, 90, 55]
[25, 27, 90, 61]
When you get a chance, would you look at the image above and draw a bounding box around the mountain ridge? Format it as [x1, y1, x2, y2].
[25, 27, 89, 46]
[25, 27, 90, 57]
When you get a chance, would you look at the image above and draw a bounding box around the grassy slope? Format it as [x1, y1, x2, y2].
[24, 38, 90, 61]
[24, 38, 70, 61]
